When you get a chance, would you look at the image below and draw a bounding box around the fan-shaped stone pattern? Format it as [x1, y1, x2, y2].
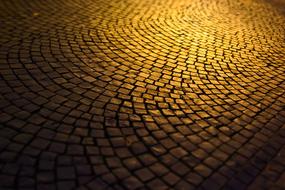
[0, 0, 285, 189]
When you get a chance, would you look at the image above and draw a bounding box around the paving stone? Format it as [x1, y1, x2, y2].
[1, 0, 285, 189]
[135, 168, 155, 182]
[57, 166, 76, 180]
[57, 181, 76, 190]
[37, 171, 55, 183]
[186, 172, 204, 186]
[18, 177, 35, 187]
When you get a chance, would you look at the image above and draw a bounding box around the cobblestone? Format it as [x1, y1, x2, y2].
[0, 0, 285, 189]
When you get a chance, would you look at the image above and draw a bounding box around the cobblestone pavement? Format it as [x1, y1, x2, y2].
[0, 0, 285, 189]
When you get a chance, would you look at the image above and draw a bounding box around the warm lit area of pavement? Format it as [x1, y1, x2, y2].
[0, 0, 285, 189]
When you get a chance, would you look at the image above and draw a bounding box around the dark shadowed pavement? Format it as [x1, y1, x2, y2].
[0, 0, 285, 189]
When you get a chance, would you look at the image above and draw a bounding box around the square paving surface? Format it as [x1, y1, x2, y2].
[0, 0, 285, 189]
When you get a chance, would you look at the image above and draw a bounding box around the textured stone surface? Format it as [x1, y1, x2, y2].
[0, 0, 285, 189]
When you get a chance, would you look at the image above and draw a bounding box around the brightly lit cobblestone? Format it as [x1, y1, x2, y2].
[0, 0, 285, 189]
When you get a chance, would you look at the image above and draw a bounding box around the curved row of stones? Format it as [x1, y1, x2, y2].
[0, 0, 285, 189]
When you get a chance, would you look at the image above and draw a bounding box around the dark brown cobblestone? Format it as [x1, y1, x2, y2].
[1, 0, 285, 189]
